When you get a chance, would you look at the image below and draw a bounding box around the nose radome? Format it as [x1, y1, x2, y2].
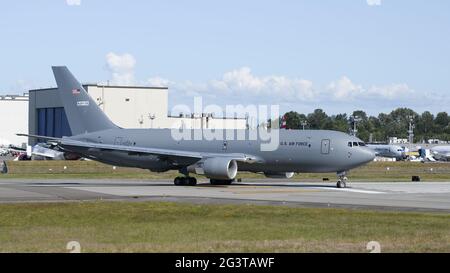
[362, 148, 376, 163]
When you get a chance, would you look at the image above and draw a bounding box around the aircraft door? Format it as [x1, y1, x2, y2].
[321, 139, 330, 154]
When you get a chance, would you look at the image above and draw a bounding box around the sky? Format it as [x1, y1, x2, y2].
[1, 0, 449, 117]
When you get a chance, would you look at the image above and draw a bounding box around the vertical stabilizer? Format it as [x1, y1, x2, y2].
[52, 66, 117, 135]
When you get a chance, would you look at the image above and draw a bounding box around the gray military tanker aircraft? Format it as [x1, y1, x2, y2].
[19, 67, 375, 188]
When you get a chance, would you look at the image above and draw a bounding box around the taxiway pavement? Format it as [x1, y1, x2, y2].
[0, 179, 449, 212]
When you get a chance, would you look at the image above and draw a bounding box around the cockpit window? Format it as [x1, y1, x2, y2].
[348, 142, 353, 147]
[353, 142, 359, 147]
[358, 142, 366, 147]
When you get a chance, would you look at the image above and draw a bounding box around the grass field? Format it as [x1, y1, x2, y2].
[2, 160, 450, 181]
[0, 201, 448, 253]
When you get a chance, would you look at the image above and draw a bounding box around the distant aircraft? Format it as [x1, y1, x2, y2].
[1, 143, 75, 161]
[366, 144, 406, 160]
[19, 67, 375, 188]
[1, 145, 27, 158]
[0, 147, 8, 156]
[30, 144, 66, 160]
[431, 146, 450, 161]
[0, 139, 25, 157]
[413, 148, 436, 162]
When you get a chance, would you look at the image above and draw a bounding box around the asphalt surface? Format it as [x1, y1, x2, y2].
[0, 178, 450, 212]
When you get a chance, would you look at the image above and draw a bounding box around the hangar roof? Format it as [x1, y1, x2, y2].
[29, 84, 168, 92]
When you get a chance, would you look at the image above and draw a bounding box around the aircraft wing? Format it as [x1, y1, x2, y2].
[61, 139, 261, 164]
[17, 133, 262, 164]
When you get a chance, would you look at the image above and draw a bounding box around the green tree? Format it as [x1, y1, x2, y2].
[331, 113, 348, 132]
[434, 112, 449, 134]
[352, 110, 368, 121]
[383, 108, 419, 139]
[282, 111, 307, 129]
[368, 116, 384, 142]
[307, 109, 328, 129]
[416, 111, 434, 142]
[351, 110, 370, 141]
[277, 108, 449, 143]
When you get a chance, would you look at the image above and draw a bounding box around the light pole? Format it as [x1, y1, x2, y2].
[349, 115, 361, 136]
[301, 120, 308, 130]
[148, 113, 155, 128]
[408, 115, 415, 159]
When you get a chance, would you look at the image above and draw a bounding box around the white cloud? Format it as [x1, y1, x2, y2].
[367, 83, 412, 99]
[145, 68, 419, 107]
[105, 52, 136, 85]
[326, 76, 414, 101]
[146, 67, 316, 103]
[147, 77, 170, 88]
[221, 67, 265, 94]
[366, 0, 382, 6]
[137, 66, 432, 116]
[66, 0, 81, 6]
[194, 67, 315, 102]
[326, 76, 363, 100]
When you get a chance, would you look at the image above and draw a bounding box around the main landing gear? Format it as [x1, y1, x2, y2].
[173, 168, 235, 186]
[174, 176, 197, 186]
[173, 168, 197, 186]
[336, 171, 348, 188]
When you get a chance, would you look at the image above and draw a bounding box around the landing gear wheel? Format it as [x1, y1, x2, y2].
[336, 171, 349, 188]
[337, 180, 347, 188]
[174, 177, 182, 186]
[174, 176, 197, 186]
[188, 177, 197, 186]
[210, 179, 234, 185]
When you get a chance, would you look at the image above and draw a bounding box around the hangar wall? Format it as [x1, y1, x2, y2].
[87, 85, 169, 129]
[0, 95, 28, 147]
[28, 84, 246, 145]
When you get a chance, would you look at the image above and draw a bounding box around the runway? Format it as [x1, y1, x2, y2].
[0, 179, 450, 212]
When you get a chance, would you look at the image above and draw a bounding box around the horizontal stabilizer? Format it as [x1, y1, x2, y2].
[16, 133, 62, 142]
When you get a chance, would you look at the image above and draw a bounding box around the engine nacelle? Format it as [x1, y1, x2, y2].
[264, 172, 295, 179]
[188, 158, 238, 180]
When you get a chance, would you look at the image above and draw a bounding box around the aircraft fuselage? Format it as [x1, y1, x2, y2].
[63, 128, 375, 174]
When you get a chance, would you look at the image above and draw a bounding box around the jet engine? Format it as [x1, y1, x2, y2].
[264, 172, 295, 179]
[188, 158, 238, 180]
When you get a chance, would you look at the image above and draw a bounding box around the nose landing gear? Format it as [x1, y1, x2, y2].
[336, 171, 348, 188]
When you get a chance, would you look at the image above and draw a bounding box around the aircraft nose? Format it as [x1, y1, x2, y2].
[360, 147, 376, 163]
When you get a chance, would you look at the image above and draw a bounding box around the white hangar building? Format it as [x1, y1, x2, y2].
[28, 84, 247, 145]
[0, 94, 29, 148]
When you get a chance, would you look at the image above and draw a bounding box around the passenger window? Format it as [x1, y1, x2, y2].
[358, 142, 366, 146]
[348, 142, 353, 147]
[353, 142, 359, 147]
